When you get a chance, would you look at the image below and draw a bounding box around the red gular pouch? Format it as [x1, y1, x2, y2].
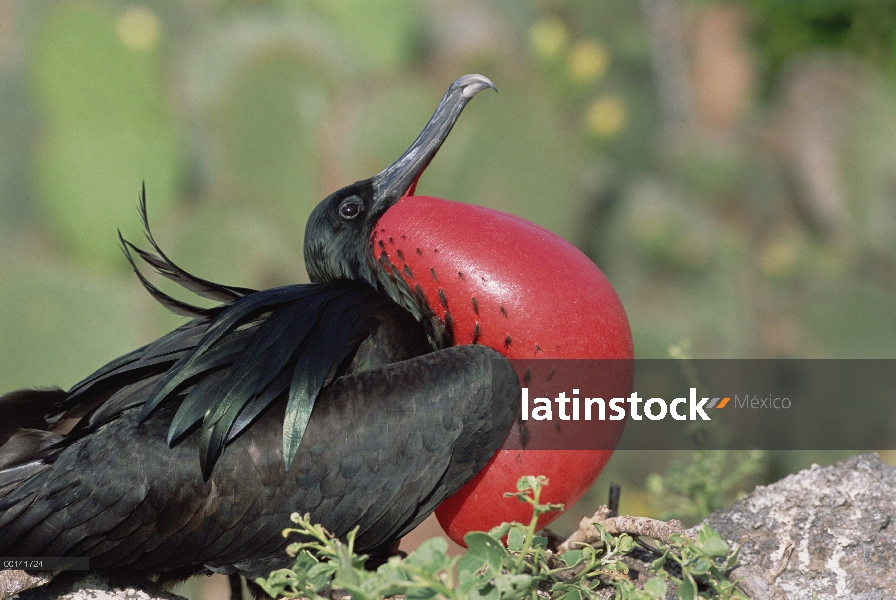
[372, 195, 634, 544]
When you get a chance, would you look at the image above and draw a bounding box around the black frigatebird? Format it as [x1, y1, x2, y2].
[0, 74, 521, 580]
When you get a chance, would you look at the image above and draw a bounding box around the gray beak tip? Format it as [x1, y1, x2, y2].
[455, 74, 497, 99]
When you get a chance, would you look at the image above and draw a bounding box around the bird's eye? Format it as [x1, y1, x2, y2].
[338, 197, 364, 220]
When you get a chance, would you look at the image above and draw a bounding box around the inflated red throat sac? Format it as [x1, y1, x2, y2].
[373, 195, 634, 544]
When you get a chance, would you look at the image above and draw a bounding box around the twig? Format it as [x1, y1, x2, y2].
[558, 507, 691, 552]
[766, 541, 794, 584]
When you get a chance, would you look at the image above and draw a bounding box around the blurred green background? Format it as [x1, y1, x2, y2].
[1, 0, 895, 594]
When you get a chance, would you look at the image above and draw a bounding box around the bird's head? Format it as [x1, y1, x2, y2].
[304, 74, 496, 291]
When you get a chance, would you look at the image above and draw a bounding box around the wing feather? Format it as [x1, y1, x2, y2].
[133, 184, 256, 303]
[281, 289, 373, 468]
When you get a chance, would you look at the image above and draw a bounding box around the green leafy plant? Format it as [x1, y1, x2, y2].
[645, 524, 745, 600]
[647, 450, 765, 524]
[257, 476, 745, 600]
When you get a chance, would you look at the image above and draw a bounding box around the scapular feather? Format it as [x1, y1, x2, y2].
[225, 364, 292, 443]
[166, 369, 230, 446]
[64, 321, 207, 409]
[201, 307, 304, 430]
[200, 286, 378, 473]
[133, 183, 256, 303]
[120, 234, 211, 319]
[86, 375, 164, 430]
[282, 290, 373, 468]
[140, 286, 327, 422]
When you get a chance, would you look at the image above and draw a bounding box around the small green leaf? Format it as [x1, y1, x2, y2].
[306, 560, 336, 583]
[559, 549, 584, 567]
[488, 522, 514, 539]
[456, 550, 479, 576]
[492, 572, 535, 598]
[722, 545, 741, 570]
[507, 526, 526, 552]
[462, 531, 508, 573]
[700, 536, 730, 558]
[476, 583, 500, 600]
[293, 550, 317, 568]
[405, 537, 449, 572]
[517, 476, 538, 492]
[334, 544, 360, 586]
[689, 556, 711, 575]
[695, 523, 715, 546]
[606, 560, 628, 573]
[617, 533, 634, 553]
[561, 589, 582, 600]
[406, 587, 439, 600]
[677, 574, 696, 600]
[644, 575, 667, 597]
[455, 556, 480, 593]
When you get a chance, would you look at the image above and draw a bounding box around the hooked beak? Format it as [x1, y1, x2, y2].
[370, 74, 496, 214]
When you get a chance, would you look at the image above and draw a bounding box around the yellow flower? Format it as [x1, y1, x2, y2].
[586, 95, 627, 138]
[568, 39, 609, 84]
[529, 18, 569, 60]
[116, 5, 161, 51]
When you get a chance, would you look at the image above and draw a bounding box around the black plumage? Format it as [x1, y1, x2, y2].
[0, 339, 515, 579]
[0, 74, 509, 579]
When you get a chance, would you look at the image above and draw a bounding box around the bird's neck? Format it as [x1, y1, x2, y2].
[370, 249, 452, 351]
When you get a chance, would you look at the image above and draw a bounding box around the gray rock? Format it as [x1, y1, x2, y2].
[6, 573, 185, 600]
[702, 453, 896, 600]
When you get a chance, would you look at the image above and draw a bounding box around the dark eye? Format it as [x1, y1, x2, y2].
[338, 197, 364, 220]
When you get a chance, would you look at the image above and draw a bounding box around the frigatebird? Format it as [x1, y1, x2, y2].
[0, 75, 520, 580]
